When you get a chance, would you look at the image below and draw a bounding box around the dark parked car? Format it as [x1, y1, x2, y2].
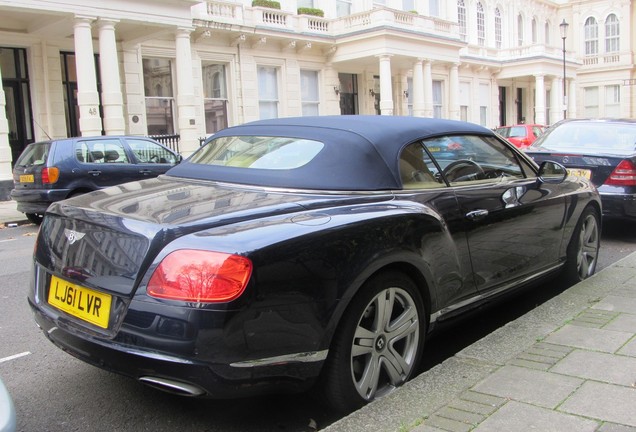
[28, 116, 601, 412]
[495, 124, 545, 149]
[526, 118, 636, 221]
[11, 135, 181, 224]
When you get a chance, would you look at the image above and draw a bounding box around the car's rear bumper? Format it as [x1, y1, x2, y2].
[10, 188, 71, 213]
[28, 298, 322, 399]
[600, 192, 636, 219]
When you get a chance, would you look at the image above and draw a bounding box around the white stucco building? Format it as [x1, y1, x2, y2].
[0, 0, 633, 198]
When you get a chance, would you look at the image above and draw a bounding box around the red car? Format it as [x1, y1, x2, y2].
[495, 124, 545, 149]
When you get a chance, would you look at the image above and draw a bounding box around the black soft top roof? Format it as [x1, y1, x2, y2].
[168, 116, 494, 191]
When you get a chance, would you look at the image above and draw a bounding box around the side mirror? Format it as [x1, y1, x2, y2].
[538, 160, 567, 184]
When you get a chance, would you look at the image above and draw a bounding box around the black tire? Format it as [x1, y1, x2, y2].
[562, 206, 600, 284]
[25, 213, 44, 225]
[320, 271, 426, 413]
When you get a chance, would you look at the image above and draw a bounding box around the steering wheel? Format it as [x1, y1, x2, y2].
[442, 159, 485, 182]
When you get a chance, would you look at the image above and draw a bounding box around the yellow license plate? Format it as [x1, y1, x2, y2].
[428, 147, 441, 152]
[567, 168, 592, 180]
[48, 275, 112, 329]
[19, 174, 34, 183]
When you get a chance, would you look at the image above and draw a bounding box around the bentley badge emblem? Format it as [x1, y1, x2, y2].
[64, 229, 86, 245]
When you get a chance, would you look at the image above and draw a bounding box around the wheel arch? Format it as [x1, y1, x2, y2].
[320, 258, 433, 352]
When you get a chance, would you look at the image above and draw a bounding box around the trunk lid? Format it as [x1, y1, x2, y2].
[36, 176, 387, 296]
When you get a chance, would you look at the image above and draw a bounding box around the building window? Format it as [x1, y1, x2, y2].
[336, 0, 352, 17]
[429, 0, 439, 17]
[143, 57, 175, 135]
[258, 66, 279, 119]
[373, 0, 386, 6]
[458, 0, 467, 42]
[301, 70, 319, 116]
[531, 17, 537, 43]
[297, 0, 314, 8]
[402, 0, 414, 11]
[202, 62, 228, 134]
[584, 17, 598, 55]
[605, 14, 619, 53]
[479, 83, 489, 126]
[477, 3, 485, 46]
[494, 8, 502, 48]
[584, 86, 599, 117]
[517, 14, 524, 46]
[460, 82, 470, 122]
[544, 21, 550, 45]
[432, 80, 443, 118]
[605, 85, 620, 117]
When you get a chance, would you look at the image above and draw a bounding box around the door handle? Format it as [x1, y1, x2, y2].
[466, 209, 489, 220]
[139, 169, 152, 175]
[87, 170, 101, 176]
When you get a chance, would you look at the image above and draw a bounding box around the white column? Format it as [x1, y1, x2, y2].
[412, 58, 425, 117]
[98, 19, 125, 135]
[74, 16, 102, 136]
[568, 79, 577, 118]
[175, 27, 198, 154]
[550, 76, 562, 124]
[423, 60, 433, 117]
[534, 74, 546, 125]
[378, 55, 394, 116]
[449, 63, 460, 120]
[0, 62, 11, 182]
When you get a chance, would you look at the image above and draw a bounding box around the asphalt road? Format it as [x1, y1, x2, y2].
[1, 219, 634, 432]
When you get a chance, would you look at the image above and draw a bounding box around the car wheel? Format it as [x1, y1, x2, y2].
[562, 206, 600, 284]
[321, 271, 425, 413]
[25, 213, 44, 225]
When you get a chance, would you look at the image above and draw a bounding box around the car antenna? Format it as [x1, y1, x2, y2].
[33, 118, 52, 140]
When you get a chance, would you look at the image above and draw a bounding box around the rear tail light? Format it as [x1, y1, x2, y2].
[41, 167, 60, 184]
[604, 159, 636, 186]
[147, 250, 252, 302]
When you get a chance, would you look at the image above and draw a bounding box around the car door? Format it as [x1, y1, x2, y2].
[124, 137, 179, 178]
[398, 142, 477, 310]
[76, 138, 140, 189]
[426, 134, 567, 294]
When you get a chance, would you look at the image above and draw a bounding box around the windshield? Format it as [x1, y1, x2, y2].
[190, 136, 324, 170]
[530, 122, 636, 154]
[15, 142, 50, 167]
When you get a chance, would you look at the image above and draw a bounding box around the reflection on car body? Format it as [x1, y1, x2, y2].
[29, 116, 601, 413]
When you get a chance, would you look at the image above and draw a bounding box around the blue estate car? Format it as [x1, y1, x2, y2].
[11, 135, 180, 224]
[28, 116, 601, 413]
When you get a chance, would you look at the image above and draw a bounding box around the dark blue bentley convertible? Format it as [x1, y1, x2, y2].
[29, 116, 601, 412]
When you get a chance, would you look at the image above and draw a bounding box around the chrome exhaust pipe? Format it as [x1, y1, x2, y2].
[138, 376, 206, 397]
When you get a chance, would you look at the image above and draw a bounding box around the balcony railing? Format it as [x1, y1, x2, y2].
[199, 2, 457, 39]
[581, 51, 630, 67]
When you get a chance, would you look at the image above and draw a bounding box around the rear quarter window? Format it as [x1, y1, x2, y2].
[190, 136, 324, 170]
[15, 142, 50, 167]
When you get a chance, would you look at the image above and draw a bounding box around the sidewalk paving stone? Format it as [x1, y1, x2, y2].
[558, 381, 636, 427]
[619, 337, 636, 357]
[598, 424, 636, 432]
[593, 296, 636, 314]
[471, 365, 583, 409]
[605, 314, 636, 333]
[543, 324, 633, 353]
[473, 401, 599, 432]
[550, 349, 636, 385]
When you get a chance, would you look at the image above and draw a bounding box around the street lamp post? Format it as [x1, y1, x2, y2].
[560, 19, 569, 119]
